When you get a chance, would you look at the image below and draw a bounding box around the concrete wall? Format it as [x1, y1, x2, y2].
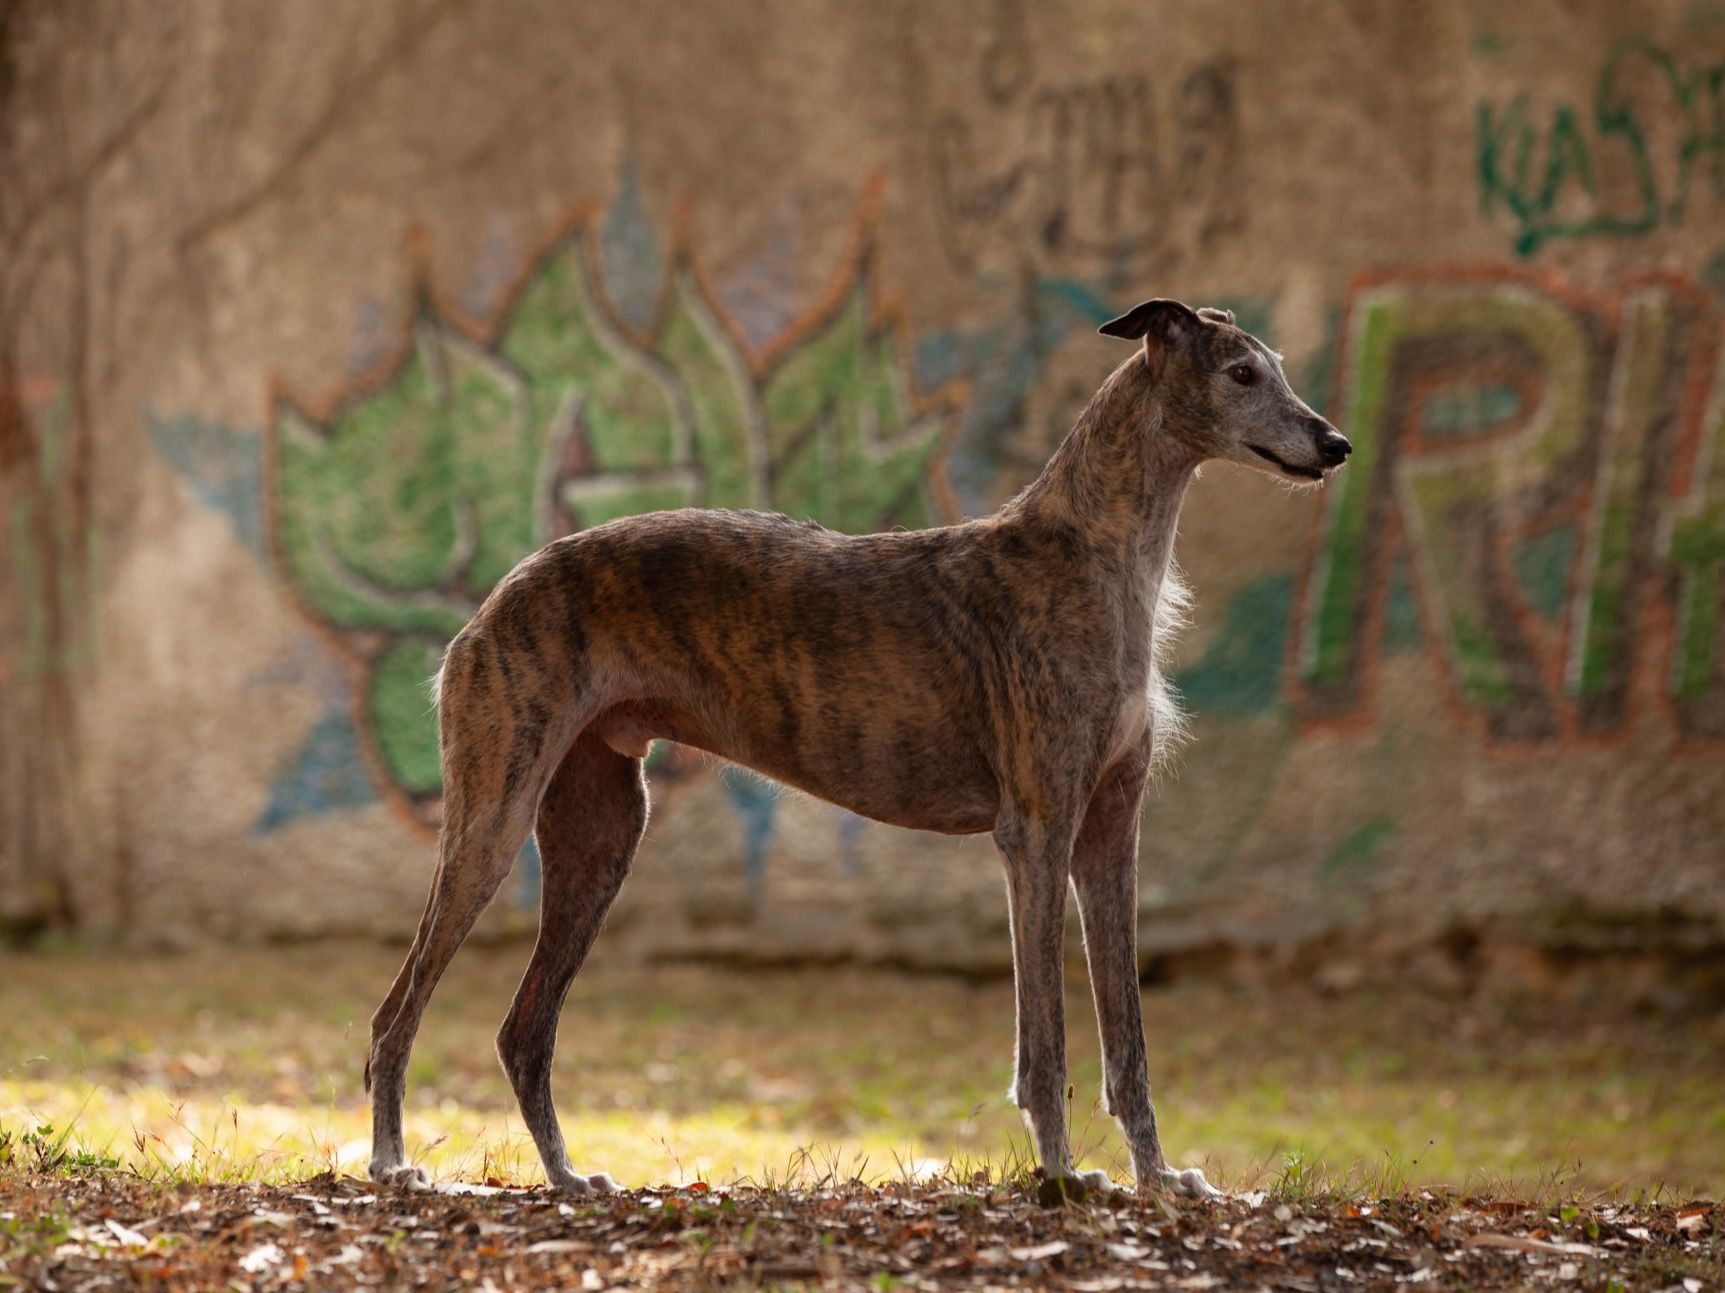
[3, 0, 1723, 972]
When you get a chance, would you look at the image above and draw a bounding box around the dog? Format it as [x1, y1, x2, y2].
[363, 297, 1350, 1198]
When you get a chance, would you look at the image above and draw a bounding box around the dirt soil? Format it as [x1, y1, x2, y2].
[1, 1171, 1719, 1292]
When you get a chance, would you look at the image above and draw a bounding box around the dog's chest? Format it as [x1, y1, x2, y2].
[1099, 571, 1178, 769]
[1103, 665, 1159, 764]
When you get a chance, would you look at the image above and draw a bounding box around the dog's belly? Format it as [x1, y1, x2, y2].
[590, 700, 999, 835]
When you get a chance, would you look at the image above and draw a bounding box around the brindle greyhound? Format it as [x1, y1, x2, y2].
[364, 298, 1350, 1199]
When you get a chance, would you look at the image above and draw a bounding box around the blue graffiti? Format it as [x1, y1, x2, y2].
[348, 297, 395, 376]
[915, 277, 1129, 511]
[463, 212, 520, 319]
[148, 414, 266, 557]
[721, 766, 780, 895]
[717, 189, 808, 351]
[253, 706, 377, 834]
[599, 152, 665, 331]
[1175, 575, 1294, 718]
[516, 836, 542, 908]
[835, 808, 867, 875]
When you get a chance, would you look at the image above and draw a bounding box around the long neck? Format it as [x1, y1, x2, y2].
[1004, 351, 1198, 574]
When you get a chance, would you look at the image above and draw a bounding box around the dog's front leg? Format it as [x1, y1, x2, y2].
[1070, 756, 1219, 1199]
[995, 812, 1108, 1196]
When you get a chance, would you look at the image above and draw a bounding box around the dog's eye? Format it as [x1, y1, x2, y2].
[1230, 364, 1254, 386]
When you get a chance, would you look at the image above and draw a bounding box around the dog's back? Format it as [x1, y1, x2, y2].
[467, 507, 1077, 833]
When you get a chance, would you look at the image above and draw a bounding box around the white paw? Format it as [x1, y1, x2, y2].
[1077, 1168, 1116, 1194]
[1152, 1166, 1223, 1199]
[372, 1163, 433, 1191]
[549, 1168, 620, 1195]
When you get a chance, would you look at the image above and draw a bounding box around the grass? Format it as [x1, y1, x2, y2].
[2, 939, 1722, 1197]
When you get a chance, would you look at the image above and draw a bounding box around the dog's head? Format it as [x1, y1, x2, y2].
[1099, 298, 1350, 485]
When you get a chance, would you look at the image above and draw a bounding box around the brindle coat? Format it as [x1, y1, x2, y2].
[364, 298, 1350, 1198]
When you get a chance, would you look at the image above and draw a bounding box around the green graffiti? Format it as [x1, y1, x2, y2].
[1303, 273, 1725, 746]
[1305, 282, 1596, 731]
[275, 327, 530, 642]
[1303, 297, 1393, 694]
[1317, 816, 1396, 890]
[7, 388, 100, 679]
[270, 228, 956, 814]
[369, 636, 447, 796]
[1667, 349, 1725, 737]
[1476, 39, 1724, 257]
[762, 285, 949, 531]
[1568, 288, 1687, 727]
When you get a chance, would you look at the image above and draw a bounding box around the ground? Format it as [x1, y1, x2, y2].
[1, 1171, 1719, 1291]
[1, 941, 1722, 1288]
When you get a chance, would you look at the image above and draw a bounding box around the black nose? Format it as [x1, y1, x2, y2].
[1319, 431, 1352, 467]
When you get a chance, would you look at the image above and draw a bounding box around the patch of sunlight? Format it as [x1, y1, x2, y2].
[0, 1079, 1088, 1190]
[4, 947, 1722, 1198]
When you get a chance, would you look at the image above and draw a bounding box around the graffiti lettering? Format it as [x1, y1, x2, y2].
[929, 59, 1240, 275]
[1298, 270, 1725, 745]
[1477, 38, 1725, 256]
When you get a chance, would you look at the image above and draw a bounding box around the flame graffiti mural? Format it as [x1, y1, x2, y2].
[264, 185, 964, 832]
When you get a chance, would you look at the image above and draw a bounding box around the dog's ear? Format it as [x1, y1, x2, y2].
[1196, 306, 1235, 326]
[1098, 298, 1199, 341]
[1098, 298, 1200, 381]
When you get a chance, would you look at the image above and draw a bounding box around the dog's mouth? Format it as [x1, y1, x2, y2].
[1248, 445, 1326, 481]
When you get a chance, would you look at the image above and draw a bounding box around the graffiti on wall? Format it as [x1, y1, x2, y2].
[1297, 268, 1725, 746]
[3, 376, 101, 683]
[1477, 38, 1725, 256]
[262, 176, 963, 836]
[925, 0, 1241, 277]
[135, 152, 1725, 920]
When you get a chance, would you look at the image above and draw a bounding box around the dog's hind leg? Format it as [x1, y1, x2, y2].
[1070, 753, 1219, 1199]
[496, 731, 646, 1194]
[365, 631, 568, 1188]
[366, 826, 527, 1188]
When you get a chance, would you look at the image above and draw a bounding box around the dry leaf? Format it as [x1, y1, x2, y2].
[1009, 1239, 1070, 1262]
[525, 1239, 587, 1254]
[1465, 1233, 1598, 1257]
[238, 1242, 284, 1273]
[103, 1219, 149, 1248]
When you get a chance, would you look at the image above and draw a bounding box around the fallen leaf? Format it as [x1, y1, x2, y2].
[1465, 1233, 1598, 1257]
[1009, 1239, 1070, 1262]
[239, 1242, 284, 1273]
[1675, 1207, 1710, 1233]
[104, 1219, 149, 1248]
[526, 1239, 588, 1254]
